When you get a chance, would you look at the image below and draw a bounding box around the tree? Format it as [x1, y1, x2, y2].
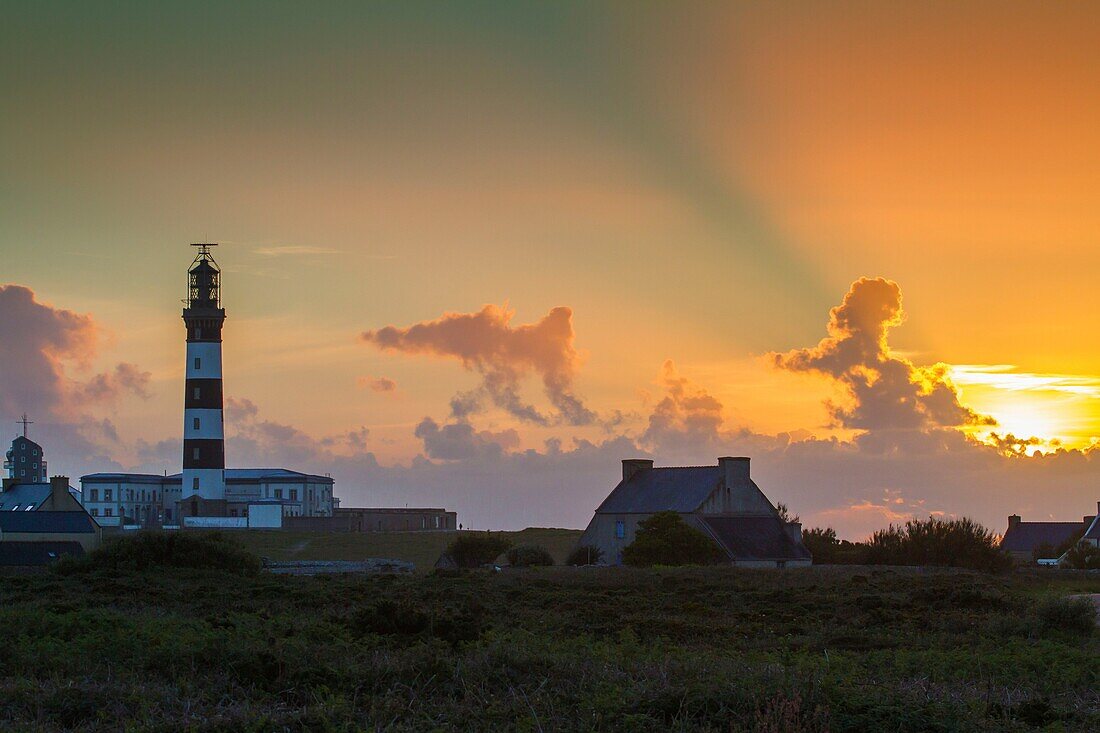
[446, 533, 513, 568]
[802, 527, 839, 563]
[505, 545, 554, 567]
[775, 503, 800, 524]
[566, 544, 604, 566]
[622, 511, 725, 567]
[864, 517, 1012, 573]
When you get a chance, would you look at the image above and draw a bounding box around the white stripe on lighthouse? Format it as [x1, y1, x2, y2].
[185, 343, 223, 378]
[184, 409, 224, 439]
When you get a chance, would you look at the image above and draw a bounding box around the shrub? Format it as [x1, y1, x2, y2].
[802, 527, 840, 564]
[1034, 596, 1096, 637]
[63, 531, 261, 575]
[863, 517, 1012, 573]
[566, 544, 604, 566]
[446, 533, 512, 568]
[1061, 541, 1100, 570]
[505, 545, 554, 567]
[622, 511, 725, 567]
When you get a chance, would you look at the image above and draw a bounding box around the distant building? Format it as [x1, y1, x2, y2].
[80, 469, 336, 528]
[284, 507, 457, 532]
[1000, 504, 1097, 562]
[5, 435, 47, 482]
[577, 457, 812, 568]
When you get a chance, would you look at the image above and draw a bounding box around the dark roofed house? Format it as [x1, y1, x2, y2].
[1000, 504, 1098, 562]
[576, 457, 811, 568]
[0, 541, 84, 568]
[0, 510, 102, 553]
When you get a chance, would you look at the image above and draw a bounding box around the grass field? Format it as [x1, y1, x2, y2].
[0, 542, 1097, 731]
[225, 527, 583, 569]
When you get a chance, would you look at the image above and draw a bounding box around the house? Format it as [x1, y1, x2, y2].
[576, 457, 812, 568]
[0, 475, 85, 512]
[0, 510, 102, 553]
[4, 434, 48, 482]
[1000, 503, 1097, 562]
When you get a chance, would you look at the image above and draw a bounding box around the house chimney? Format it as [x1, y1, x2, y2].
[785, 521, 803, 543]
[719, 456, 751, 486]
[50, 475, 69, 506]
[1008, 514, 1021, 530]
[622, 459, 653, 483]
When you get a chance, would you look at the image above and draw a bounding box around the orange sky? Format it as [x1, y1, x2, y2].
[2, 3, 1100, 535]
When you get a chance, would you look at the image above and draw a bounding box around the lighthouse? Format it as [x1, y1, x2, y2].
[181, 243, 227, 512]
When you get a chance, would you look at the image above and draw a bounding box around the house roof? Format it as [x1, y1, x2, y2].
[81, 469, 334, 485]
[0, 483, 80, 511]
[1084, 515, 1100, 542]
[1000, 521, 1085, 553]
[0, 541, 84, 566]
[595, 466, 722, 514]
[695, 515, 812, 562]
[0, 511, 98, 534]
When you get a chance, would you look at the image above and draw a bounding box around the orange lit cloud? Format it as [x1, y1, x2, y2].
[362, 304, 595, 426]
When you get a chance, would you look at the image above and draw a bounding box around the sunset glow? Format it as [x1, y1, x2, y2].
[3, 2, 1100, 539]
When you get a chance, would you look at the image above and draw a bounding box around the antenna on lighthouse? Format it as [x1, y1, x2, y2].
[17, 413, 33, 438]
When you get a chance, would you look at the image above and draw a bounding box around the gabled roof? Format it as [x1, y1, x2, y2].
[595, 466, 722, 514]
[694, 515, 812, 562]
[82, 469, 334, 485]
[0, 511, 98, 534]
[0, 483, 80, 511]
[0, 541, 84, 566]
[1000, 521, 1085, 553]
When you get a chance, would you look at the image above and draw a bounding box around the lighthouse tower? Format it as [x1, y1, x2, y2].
[181, 243, 227, 512]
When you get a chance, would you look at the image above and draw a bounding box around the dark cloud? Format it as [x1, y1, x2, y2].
[772, 277, 992, 431]
[362, 304, 596, 426]
[414, 417, 520, 461]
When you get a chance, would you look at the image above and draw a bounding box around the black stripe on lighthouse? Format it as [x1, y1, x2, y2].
[184, 379, 224, 409]
[182, 439, 225, 469]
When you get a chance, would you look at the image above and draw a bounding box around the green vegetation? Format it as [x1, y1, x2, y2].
[59, 530, 261, 575]
[225, 527, 582, 570]
[805, 517, 1013, 572]
[505, 544, 554, 567]
[566, 543, 604, 566]
[1062, 541, 1100, 570]
[623, 511, 725, 567]
[0, 541, 1096, 731]
[446, 533, 513, 568]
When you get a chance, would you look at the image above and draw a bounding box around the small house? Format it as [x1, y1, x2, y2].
[576, 457, 811, 568]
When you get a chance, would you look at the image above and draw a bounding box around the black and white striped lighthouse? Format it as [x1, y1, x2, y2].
[182, 243, 226, 506]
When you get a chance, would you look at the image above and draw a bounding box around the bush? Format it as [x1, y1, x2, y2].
[64, 531, 261, 575]
[505, 545, 554, 567]
[1061, 541, 1100, 570]
[622, 511, 725, 567]
[446, 533, 512, 568]
[566, 544, 604, 566]
[863, 517, 1012, 573]
[1034, 596, 1096, 637]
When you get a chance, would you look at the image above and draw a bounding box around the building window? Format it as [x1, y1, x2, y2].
[32, 463, 36, 470]
[10, 504, 19, 511]
[193, 477, 200, 491]
[91, 508, 98, 516]
[165, 509, 172, 521]
[194, 357, 201, 370]
[20, 456, 25, 463]
[195, 327, 202, 339]
[274, 489, 283, 499]
[104, 489, 112, 501]
[615, 520, 625, 539]
[32, 449, 38, 456]
[24, 505, 33, 511]
[105, 508, 113, 517]
[193, 447, 200, 460]
[289, 489, 297, 501]
[19, 469, 25, 477]
[90, 489, 98, 501]
[194, 387, 201, 399]
[193, 417, 200, 430]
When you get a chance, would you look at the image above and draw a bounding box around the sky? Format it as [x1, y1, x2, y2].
[3, 2, 1100, 538]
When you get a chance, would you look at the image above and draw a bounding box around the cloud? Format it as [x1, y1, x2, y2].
[358, 375, 398, 393]
[772, 277, 992, 431]
[414, 417, 521, 461]
[362, 304, 596, 426]
[72, 363, 152, 403]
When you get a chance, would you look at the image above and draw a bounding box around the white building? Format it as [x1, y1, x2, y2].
[80, 469, 335, 528]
